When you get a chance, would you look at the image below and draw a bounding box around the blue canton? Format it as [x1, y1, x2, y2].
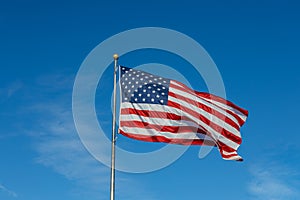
[120, 66, 170, 105]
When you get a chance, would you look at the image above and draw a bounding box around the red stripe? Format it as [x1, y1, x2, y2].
[173, 80, 247, 115]
[220, 153, 243, 161]
[216, 140, 239, 152]
[121, 107, 211, 138]
[214, 141, 243, 161]
[120, 120, 208, 135]
[167, 100, 242, 144]
[170, 81, 247, 126]
[171, 81, 246, 126]
[119, 129, 216, 146]
[221, 153, 238, 159]
[196, 91, 248, 126]
[121, 108, 186, 121]
[196, 91, 249, 116]
[168, 91, 240, 131]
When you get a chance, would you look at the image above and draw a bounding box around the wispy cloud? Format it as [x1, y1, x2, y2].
[31, 100, 110, 199]
[7, 81, 23, 98]
[0, 183, 17, 198]
[248, 163, 299, 200]
[27, 72, 158, 199]
[0, 80, 25, 139]
[0, 80, 23, 100]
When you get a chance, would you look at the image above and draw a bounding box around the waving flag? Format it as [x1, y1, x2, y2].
[118, 66, 248, 161]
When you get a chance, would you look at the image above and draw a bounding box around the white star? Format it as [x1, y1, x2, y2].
[147, 94, 150, 97]
[138, 94, 142, 97]
[143, 89, 146, 92]
[152, 90, 156, 93]
[160, 100, 164, 103]
[151, 98, 154, 102]
[156, 95, 160, 98]
[142, 98, 145, 101]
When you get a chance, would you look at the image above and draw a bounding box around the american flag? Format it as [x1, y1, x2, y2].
[118, 66, 248, 161]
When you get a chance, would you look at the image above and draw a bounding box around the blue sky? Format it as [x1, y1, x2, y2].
[1, 0, 300, 199]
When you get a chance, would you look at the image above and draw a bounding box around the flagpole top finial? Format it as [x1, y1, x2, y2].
[113, 54, 119, 60]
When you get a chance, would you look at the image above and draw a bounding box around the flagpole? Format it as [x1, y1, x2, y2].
[110, 53, 118, 200]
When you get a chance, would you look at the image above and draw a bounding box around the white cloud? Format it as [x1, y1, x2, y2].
[248, 163, 299, 200]
[7, 81, 23, 98]
[27, 73, 159, 200]
[0, 80, 23, 101]
[31, 102, 110, 199]
[0, 183, 17, 198]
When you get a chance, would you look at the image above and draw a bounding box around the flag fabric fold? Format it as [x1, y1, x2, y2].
[118, 66, 248, 161]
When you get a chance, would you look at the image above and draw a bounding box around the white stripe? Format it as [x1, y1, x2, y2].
[121, 102, 239, 149]
[223, 155, 242, 160]
[221, 151, 243, 160]
[121, 102, 181, 115]
[170, 104, 240, 149]
[222, 151, 238, 156]
[171, 81, 242, 152]
[120, 114, 201, 128]
[120, 126, 210, 141]
[120, 114, 213, 141]
[171, 81, 186, 89]
[200, 97, 247, 122]
[171, 81, 247, 123]
[120, 103, 214, 142]
[170, 87, 242, 127]
[168, 95, 241, 137]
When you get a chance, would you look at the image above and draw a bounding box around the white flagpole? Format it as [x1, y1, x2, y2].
[110, 54, 118, 200]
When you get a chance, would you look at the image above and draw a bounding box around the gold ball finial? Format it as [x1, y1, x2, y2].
[113, 54, 119, 60]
